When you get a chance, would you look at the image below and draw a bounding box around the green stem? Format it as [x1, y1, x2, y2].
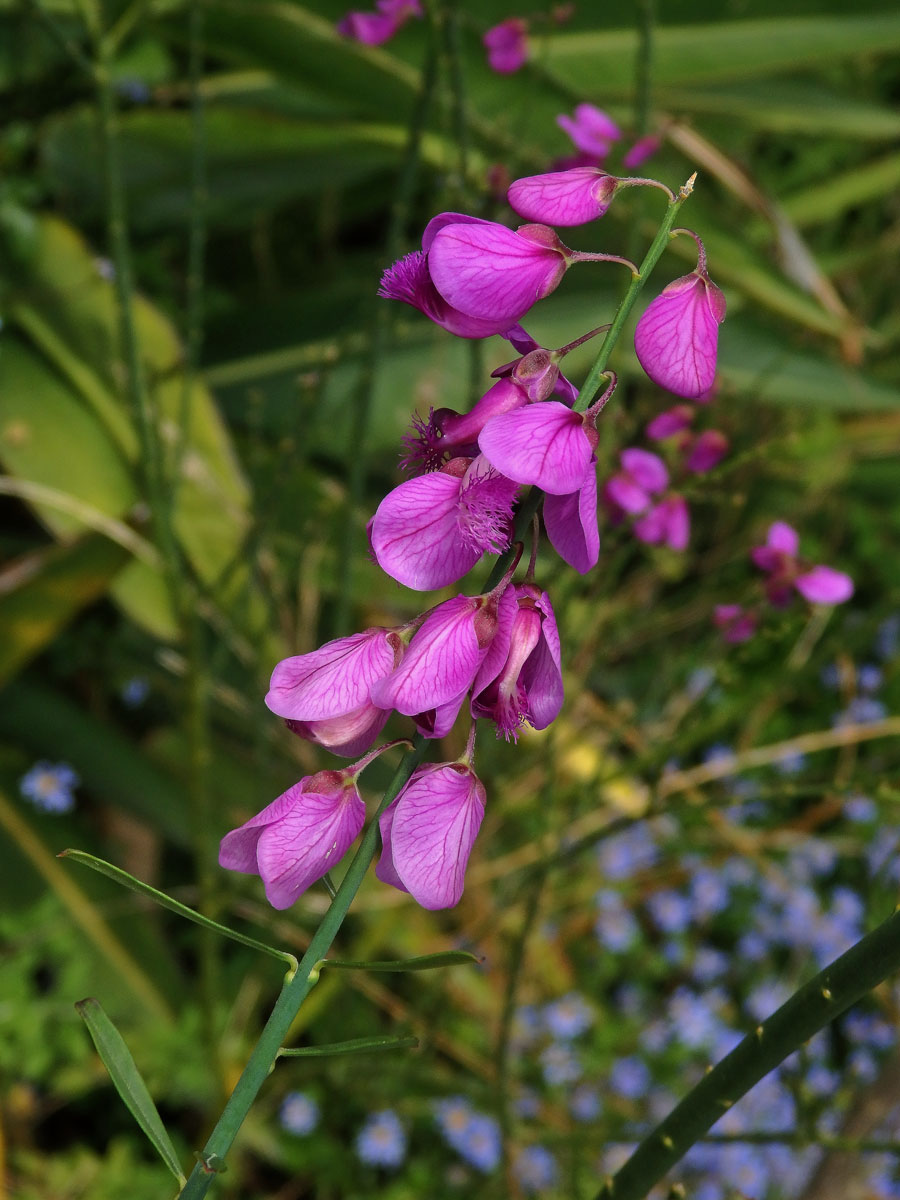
[574, 179, 693, 415]
[634, 0, 655, 139]
[595, 905, 900, 1200]
[94, 38, 181, 597]
[177, 739, 427, 1199]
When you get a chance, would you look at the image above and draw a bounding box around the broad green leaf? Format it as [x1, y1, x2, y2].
[278, 1035, 418, 1058]
[62, 850, 297, 970]
[75, 998, 186, 1185]
[543, 15, 900, 96]
[41, 106, 485, 232]
[781, 151, 900, 227]
[0, 535, 130, 688]
[319, 950, 482, 972]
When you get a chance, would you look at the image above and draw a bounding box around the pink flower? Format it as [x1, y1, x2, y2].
[371, 455, 519, 590]
[483, 18, 529, 73]
[646, 404, 694, 441]
[337, 0, 421, 46]
[426, 218, 571, 328]
[378, 248, 513, 339]
[752, 522, 854, 607]
[470, 584, 563, 739]
[478, 400, 596, 495]
[622, 135, 661, 171]
[507, 167, 619, 227]
[603, 447, 668, 516]
[632, 493, 690, 551]
[376, 762, 486, 909]
[634, 269, 726, 399]
[685, 429, 729, 474]
[266, 629, 403, 757]
[714, 604, 758, 644]
[372, 584, 516, 739]
[557, 104, 622, 160]
[219, 770, 365, 909]
[494, 325, 578, 405]
[543, 458, 600, 574]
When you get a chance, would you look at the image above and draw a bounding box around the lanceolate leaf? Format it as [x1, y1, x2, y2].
[75, 998, 186, 1186]
[319, 950, 482, 973]
[278, 1035, 419, 1058]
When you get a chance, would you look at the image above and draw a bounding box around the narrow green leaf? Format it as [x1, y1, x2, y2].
[319, 950, 482, 973]
[278, 1035, 419, 1058]
[781, 151, 900, 227]
[61, 850, 298, 971]
[75, 997, 186, 1185]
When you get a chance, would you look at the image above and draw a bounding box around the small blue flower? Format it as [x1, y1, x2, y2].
[569, 1084, 601, 1122]
[455, 1113, 501, 1172]
[20, 761, 79, 814]
[514, 1088, 541, 1119]
[845, 793, 877, 823]
[543, 992, 593, 1040]
[539, 1042, 583, 1086]
[279, 1091, 319, 1135]
[685, 665, 716, 699]
[775, 748, 806, 775]
[597, 824, 659, 881]
[594, 890, 640, 952]
[858, 663, 883, 693]
[514, 1145, 558, 1193]
[355, 1109, 406, 1168]
[875, 614, 900, 662]
[609, 1055, 650, 1100]
[646, 888, 692, 934]
[121, 676, 150, 707]
[688, 868, 730, 920]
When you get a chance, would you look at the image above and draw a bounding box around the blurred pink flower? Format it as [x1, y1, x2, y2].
[557, 103, 622, 160]
[337, 0, 421, 46]
[714, 604, 758, 644]
[623, 134, 661, 171]
[483, 17, 529, 73]
[752, 522, 854, 607]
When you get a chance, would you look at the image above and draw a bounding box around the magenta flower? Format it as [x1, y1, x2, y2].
[478, 400, 596, 494]
[544, 458, 600, 574]
[622, 135, 661, 171]
[508, 167, 619, 227]
[337, 0, 421, 46]
[751, 522, 853, 607]
[632, 493, 690, 551]
[426, 218, 571, 328]
[219, 770, 365, 909]
[494, 325, 579, 405]
[371, 455, 519, 590]
[376, 761, 486, 909]
[371, 584, 516, 739]
[557, 104, 622, 160]
[646, 404, 694, 441]
[685, 429, 729, 474]
[471, 584, 563, 739]
[483, 18, 529, 73]
[266, 628, 403, 757]
[714, 604, 758, 645]
[603, 447, 668, 516]
[634, 268, 726, 399]
[378, 248, 513, 339]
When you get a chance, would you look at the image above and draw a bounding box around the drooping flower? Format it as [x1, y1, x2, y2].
[478, 400, 597, 494]
[483, 17, 529, 73]
[376, 760, 486, 908]
[470, 583, 563, 739]
[265, 628, 404, 757]
[371, 583, 516, 738]
[378, 247, 513, 338]
[19, 761, 79, 814]
[400, 377, 528, 475]
[634, 265, 726, 399]
[219, 769, 366, 909]
[751, 521, 853, 607]
[337, 0, 421, 46]
[494, 324, 579, 404]
[426, 218, 572, 328]
[508, 166, 619, 227]
[371, 455, 519, 590]
[685, 429, 729, 474]
[557, 103, 622, 160]
[714, 604, 758, 644]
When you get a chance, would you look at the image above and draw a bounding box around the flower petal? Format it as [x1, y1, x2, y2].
[543, 462, 599, 574]
[522, 590, 564, 729]
[767, 521, 800, 557]
[390, 764, 485, 909]
[479, 401, 592, 494]
[621, 447, 669, 493]
[256, 785, 365, 909]
[371, 471, 483, 590]
[794, 566, 854, 605]
[266, 629, 399, 721]
[634, 273, 725, 399]
[507, 167, 617, 226]
[428, 222, 568, 325]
